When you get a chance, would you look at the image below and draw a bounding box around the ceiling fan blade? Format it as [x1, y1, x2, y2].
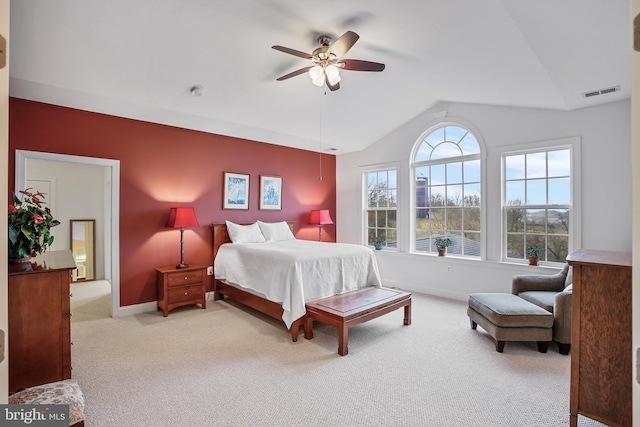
[276, 66, 313, 81]
[272, 45, 313, 60]
[326, 77, 340, 92]
[339, 59, 385, 72]
[327, 31, 359, 58]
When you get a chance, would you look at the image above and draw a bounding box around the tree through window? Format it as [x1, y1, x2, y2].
[366, 169, 397, 249]
[412, 125, 481, 256]
[503, 148, 571, 263]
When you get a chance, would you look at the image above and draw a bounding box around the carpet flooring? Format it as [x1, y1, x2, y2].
[69, 280, 607, 426]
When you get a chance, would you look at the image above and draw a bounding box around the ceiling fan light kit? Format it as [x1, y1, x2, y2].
[309, 66, 325, 87]
[272, 31, 384, 91]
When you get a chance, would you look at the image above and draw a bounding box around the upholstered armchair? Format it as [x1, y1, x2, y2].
[511, 264, 572, 355]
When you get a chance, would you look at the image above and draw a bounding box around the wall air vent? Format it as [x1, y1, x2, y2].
[582, 85, 620, 98]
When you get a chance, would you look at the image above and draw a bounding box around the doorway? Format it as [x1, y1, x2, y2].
[15, 150, 121, 317]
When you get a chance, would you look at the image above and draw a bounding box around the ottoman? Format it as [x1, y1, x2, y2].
[467, 293, 553, 353]
[8, 379, 85, 427]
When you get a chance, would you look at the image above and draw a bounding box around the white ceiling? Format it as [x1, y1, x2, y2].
[8, 0, 631, 154]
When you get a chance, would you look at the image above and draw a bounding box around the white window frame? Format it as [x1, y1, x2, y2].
[500, 136, 582, 265]
[362, 163, 399, 251]
[410, 122, 485, 258]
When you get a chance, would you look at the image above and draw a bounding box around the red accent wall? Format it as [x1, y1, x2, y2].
[8, 98, 337, 307]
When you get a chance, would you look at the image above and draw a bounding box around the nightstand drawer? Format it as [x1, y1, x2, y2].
[168, 284, 203, 304]
[166, 270, 202, 287]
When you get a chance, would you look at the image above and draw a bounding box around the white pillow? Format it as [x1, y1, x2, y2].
[257, 221, 296, 242]
[225, 220, 265, 244]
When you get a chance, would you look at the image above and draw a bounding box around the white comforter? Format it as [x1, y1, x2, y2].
[214, 240, 382, 328]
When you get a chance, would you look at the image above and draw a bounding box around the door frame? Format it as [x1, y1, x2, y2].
[15, 150, 121, 317]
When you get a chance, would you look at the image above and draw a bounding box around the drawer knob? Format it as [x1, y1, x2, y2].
[184, 277, 188, 280]
[184, 292, 188, 296]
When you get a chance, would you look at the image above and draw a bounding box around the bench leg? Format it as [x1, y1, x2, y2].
[496, 340, 505, 353]
[338, 325, 348, 356]
[470, 319, 478, 330]
[537, 341, 550, 353]
[304, 316, 314, 340]
[403, 301, 412, 325]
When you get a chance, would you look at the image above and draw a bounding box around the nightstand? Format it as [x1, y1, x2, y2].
[156, 265, 207, 316]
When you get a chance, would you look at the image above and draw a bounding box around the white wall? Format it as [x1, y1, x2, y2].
[26, 159, 107, 279]
[336, 100, 632, 301]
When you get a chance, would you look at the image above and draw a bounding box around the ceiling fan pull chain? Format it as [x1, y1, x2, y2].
[319, 88, 325, 181]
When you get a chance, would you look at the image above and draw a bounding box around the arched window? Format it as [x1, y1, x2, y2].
[412, 125, 481, 256]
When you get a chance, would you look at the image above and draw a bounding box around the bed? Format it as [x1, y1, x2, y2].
[212, 221, 382, 342]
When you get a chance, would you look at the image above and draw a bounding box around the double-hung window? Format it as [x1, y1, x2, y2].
[503, 140, 579, 264]
[365, 168, 397, 249]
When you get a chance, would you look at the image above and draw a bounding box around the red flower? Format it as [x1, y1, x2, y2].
[8, 204, 17, 212]
[33, 213, 43, 224]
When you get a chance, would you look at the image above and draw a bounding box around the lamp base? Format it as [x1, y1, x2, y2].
[176, 263, 189, 269]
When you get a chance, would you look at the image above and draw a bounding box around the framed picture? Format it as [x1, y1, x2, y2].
[259, 175, 282, 210]
[223, 172, 250, 210]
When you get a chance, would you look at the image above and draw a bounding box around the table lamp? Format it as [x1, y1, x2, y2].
[309, 209, 333, 242]
[166, 207, 199, 268]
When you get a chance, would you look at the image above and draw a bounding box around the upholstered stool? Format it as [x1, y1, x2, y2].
[467, 293, 553, 353]
[8, 379, 85, 427]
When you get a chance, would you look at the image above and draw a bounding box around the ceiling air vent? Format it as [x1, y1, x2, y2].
[582, 85, 620, 98]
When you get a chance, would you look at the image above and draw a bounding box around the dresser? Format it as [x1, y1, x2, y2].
[8, 250, 76, 394]
[156, 265, 207, 316]
[566, 249, 632, 427]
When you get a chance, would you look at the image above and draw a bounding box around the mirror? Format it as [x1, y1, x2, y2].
[70, 219, 95, 281]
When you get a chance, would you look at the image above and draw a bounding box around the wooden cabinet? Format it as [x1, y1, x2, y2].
[156, 265, 207, 316]
[8, 250, 76, 394]
[567, 249, 632, 427]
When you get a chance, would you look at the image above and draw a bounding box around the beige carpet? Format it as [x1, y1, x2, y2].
[70, 281, 607, 427]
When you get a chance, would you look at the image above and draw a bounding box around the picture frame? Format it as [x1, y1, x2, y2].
[259, 175, 282, 210]
[223, 172, 250, 210]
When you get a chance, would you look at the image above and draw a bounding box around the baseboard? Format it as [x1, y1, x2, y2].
[382, 279, 467, 302]
[113, 291, 216, 317]
[113, 301, 157, 317]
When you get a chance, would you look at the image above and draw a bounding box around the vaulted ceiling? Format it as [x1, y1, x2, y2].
[9, 1, 631, 154]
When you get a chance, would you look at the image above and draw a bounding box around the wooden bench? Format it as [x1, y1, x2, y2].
[304, 286, 412, 355]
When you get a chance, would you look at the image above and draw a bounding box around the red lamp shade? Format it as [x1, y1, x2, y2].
[166, 207, 199, 229]
[309, 209, 333, 242]
[309, 209, 333, 225]
[166, 207, 199, 269]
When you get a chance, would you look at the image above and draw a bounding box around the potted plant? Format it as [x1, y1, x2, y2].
[8, 189, 60, 263]
[435, 237, 452, 256]
[526, 246, 541, 266]
[374, 234, 386, 250]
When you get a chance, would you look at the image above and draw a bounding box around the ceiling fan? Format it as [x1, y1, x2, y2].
[272, 31, 385, 91]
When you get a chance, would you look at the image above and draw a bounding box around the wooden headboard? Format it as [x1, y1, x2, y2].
[211, 222, 295, 260]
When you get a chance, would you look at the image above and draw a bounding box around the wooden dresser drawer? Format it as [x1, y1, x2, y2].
[167, 270, 203, 287]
